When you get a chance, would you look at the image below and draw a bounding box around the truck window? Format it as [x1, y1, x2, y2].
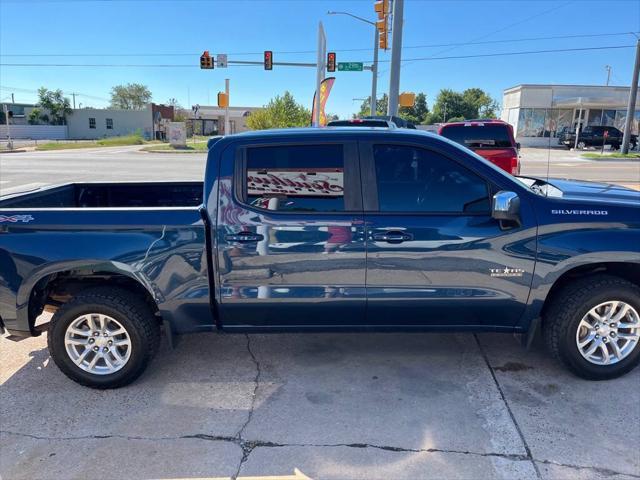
[439, 124, 513, 148]
[373, 145, 490, 213]
[244, 144, 346, 212]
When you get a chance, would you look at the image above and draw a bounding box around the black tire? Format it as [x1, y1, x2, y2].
[48, 287, 160, 389]
[611, 143, 620, 150]
[544, 275, 640, 380]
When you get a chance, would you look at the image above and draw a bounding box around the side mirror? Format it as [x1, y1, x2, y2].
[492, 191, 521, 226]
[515, 142, 521, 150]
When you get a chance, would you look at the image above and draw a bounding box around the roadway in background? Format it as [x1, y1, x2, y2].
[1, 146, 639, 196]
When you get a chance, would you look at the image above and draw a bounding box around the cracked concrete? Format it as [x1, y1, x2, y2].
[1, 331, 639, 479]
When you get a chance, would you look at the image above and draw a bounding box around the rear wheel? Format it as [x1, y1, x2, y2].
[48, 287, 160, 389]
[544, 275, 640, 380]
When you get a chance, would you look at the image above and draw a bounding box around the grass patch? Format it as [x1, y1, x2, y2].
[36, 134, 145, 151]
[582, 152, 640, 159]
[96, 134, 144, 146]
[141, 142, 208, 153]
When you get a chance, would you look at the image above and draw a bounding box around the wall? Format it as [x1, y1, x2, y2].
[67, 106, 153, 139]
[0, 125, 68, 140]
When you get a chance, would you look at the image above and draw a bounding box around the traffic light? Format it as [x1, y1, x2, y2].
[374, 0, 389, 19]
[217, 92, 229, 108]
[264, 50, 273, 70]
[399, 92, 416, 107]
[200, 51, 214, 69]
[379, 32, 388, 50]
[327, 52, 336, 72]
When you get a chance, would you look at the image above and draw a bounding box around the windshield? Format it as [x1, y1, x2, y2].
[440, 124, 513, 148]
[517, 177, 564, 198]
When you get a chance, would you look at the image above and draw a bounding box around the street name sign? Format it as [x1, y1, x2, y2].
[337, 62, 363, 72]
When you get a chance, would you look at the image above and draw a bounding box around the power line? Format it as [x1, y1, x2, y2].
[1, 32, 637, 58]
[0, 45, 635, 68]
[0, 85, 110, 102]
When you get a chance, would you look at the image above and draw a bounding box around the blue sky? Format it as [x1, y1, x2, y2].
[1, 0, 639, 118]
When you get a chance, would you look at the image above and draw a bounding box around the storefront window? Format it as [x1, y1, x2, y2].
[587, 109, 603, 126]
[517, 108, 546, 137]
[518, 108, 572, 138]
[602, 110, 616, 127]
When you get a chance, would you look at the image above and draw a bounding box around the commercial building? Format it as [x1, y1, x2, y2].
[67, 105, 154, 139]
[501, 84, 640, 147]
[181, 106, 260, 136]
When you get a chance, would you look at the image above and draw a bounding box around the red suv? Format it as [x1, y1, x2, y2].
[438, 120, 520, 175]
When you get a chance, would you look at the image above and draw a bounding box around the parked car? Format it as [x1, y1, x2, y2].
[1, 128, 639, 388]
[559, 125, 638, 150]
[438, 119, 520, 175]
[327, 118, 396, 128]
[362, 115, 417, 129]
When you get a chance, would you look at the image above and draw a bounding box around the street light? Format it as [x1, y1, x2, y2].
[327, 10, 379, 116]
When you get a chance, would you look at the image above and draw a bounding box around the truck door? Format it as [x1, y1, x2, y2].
[360, 141, 537, 328]
[215, 141, 366, 329]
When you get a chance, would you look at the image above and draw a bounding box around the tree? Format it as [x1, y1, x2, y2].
[110, 83, 152, 110]
[246, 91, 311, 130]
[166, 98, 182, 110]
[356, 92, 430, 124]
[399, 92, 429, 124]
[427, 88, 500, 123]
[28, 108, 43, 125]
[357, 93, 389, 118]
[36, 88, 73, 125]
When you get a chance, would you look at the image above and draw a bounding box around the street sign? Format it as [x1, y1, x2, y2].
[337, 62, 363, 72]
[217, 54, 228, 68]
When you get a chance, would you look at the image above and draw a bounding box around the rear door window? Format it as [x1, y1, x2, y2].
[440, 124, 513, 148]
[243, 144, 354, 213]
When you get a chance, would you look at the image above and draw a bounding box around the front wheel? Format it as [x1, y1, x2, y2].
[48, 287, 160, 388]
[544, 275, 640, 380]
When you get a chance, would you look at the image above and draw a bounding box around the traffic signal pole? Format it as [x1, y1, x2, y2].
[387, 0, 404, 116]
[621, 38, 640, 154]
[224, 78, 230, 135]
[371, 28, 379, 116]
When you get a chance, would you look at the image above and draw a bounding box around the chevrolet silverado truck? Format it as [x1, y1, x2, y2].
[1, 129, 639, 388]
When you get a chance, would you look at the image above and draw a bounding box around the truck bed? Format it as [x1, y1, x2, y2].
[0, 181, 204, 208]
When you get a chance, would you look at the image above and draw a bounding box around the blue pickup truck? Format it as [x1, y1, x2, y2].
[1, 128, 639, 388]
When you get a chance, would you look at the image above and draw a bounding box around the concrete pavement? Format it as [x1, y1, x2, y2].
[1, 331, 638, 480]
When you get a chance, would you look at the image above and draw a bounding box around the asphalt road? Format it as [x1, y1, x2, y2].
[0, 146, 639, 196]
[1, 145, 639, 480]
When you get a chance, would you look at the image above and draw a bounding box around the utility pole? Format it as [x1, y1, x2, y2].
[3, 103, 12, 150]
[10, 93, 14, 103]
[387, 0, 404, 116]
[71, 93, 77, 109]
[622, 38, 640, 154]
[371, 28, 379, 116]
[605, 65, 612, 86]
[224, 78, 230, 135]
[326, 11, 379, 117]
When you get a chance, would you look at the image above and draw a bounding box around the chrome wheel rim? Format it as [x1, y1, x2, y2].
[64, 314, 131, 375]
[576, 301, 640, 365]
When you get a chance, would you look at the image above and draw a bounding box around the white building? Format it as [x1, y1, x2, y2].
[67, 105, 154, 140]
[182, 106, 260, 136]
[501, 84, 640, 147]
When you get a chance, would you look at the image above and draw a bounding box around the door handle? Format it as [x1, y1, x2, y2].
[372, 231, 413, 243]
[225, 232, 264, 243]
